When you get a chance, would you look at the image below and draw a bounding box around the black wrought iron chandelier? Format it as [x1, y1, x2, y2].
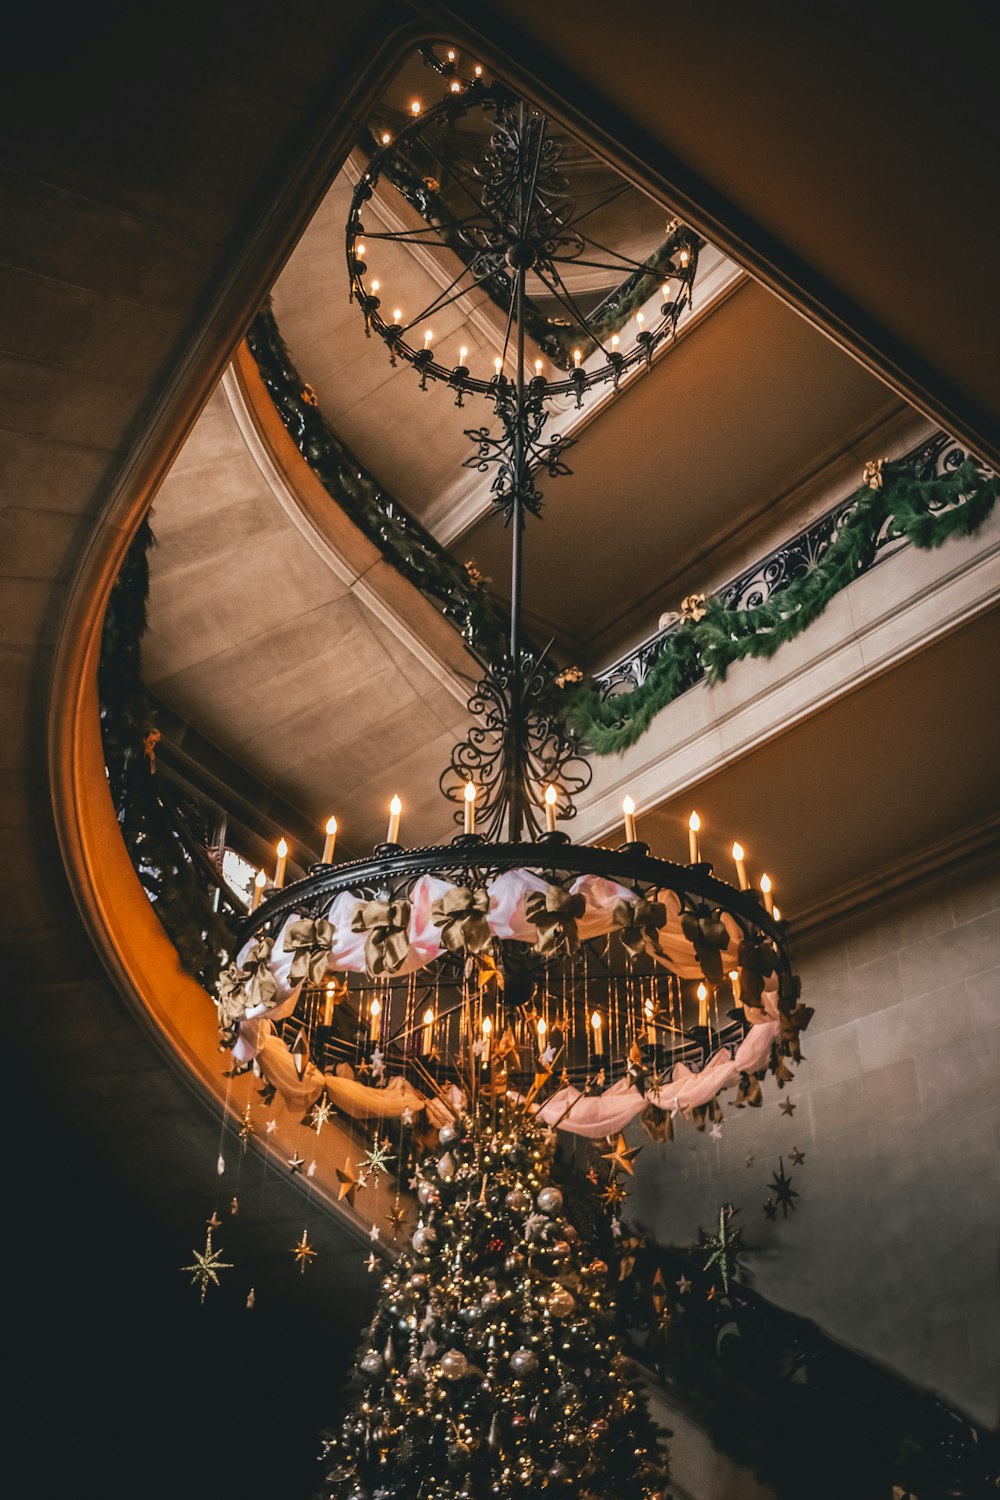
[226, 59, 806, 1124]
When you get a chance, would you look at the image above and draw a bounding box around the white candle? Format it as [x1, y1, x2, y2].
[573, 348, 582, 368]
[422, 1007, 435, 1053]
[481, 1015, 492, 1065]
[322, 815, 338, 863]
[644, 996, 656, 1044]
[392, 308, 402, 324]
[251, 868, 266, 911]
[536, 1016, 547, 1049]
[387, 795, 401, 845]
[424, 329, 433, 349]
[622, 794, 637, 844]
[464, 781, 477, 835]
[323, 981, 337, 1026]
[544, 784, 558, 833]
[534, 358, 543, 376]
[688, 812, 701, 863]
[369, 996, 382, 1042]
[458, 346, 468, 367]
[760, 873, 774, 914]
[732, 841, 748, 889]
[729, 969, 742, 1008]
[494, 356, 502, 376]
[696, 982, 708, 1028]
[590, 1010, 604, 1056]
[274, 838, 288, 888]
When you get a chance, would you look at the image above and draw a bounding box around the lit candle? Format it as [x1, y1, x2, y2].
[251, 868, 266, 911]
[474, 64, 482, 77]
[357, 242, 366, 258]
[688, 812, 701, 863]
[392, 307, 402, 324]
[611, 334, 619, 351]
[321, 815, 338, 863]
[644, 996, 656, 1044]
[424, 329, 433, 349]
[661, 281, 670, 299]
[534, 358, 543, 376]
[447, 48, 456, 60]
[773, 905, 782, 922]
[622, 794, 637, 844]
[380, 132, 391, 145]
[481, 1015, 492, 1065]
[696, 981, 708, 1027]
[590, 1010, 604, 1056]
[760, 873, 774, 914]
[729, 969, 742, 1008]
[636, 311, 645, 329]
[274, 838, 288, 888]
[370, 279, 380, 294]
[573, 348, 582, 368]
[732, 841, 749, 889]
[421, 1007, 435, 1053]
[494, 356, 502, 376]
[463, 780, 477, 835]
[536, 1016, 547, 1046]
[323, 980, 337, 1026]
[459, 345, 468, 366]
[410, 100, 421, 115]
[450, 80, 461, 92]
[387, 795, 402, 845]
[544, 784, 558, 833]
[680, 247, 690, 266]
[369, 996, 382, 1042]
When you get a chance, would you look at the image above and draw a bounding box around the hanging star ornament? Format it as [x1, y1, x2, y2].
[291, 1228, 317, 1273]
[602, 1178, 628, 1209]
[365, 1252, 379, 1273]
[309, 1095, 336, 1134]
[181, 1229, 233, 1304]
[779, 1097, 797, 1117]
[206, 1211, 222, 1232]
[362, 1135, 395, 1178]
[238, 1104, 254, 1144]
[385, 1200, 408, 1238]
[287, 1150, 305, 1174]
[676, 1273, 692, 1295]
[699, 1206, 750, 1294]
[337, 1160, 360, 1205]
[767, 1157, 800, 1217]
[790, 1146, 806, 1166]
[762, 1199, 778, 1221]
[602, 1133, 643, 1176]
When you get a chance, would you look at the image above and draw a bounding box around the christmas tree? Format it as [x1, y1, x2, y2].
[321, 1099, 670, 1499]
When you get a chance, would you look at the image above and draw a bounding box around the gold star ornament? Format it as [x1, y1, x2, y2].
[601, 1133, 642, 1176]
[291, 1228, 317, 1273]
[181, 1229, 233, 1304]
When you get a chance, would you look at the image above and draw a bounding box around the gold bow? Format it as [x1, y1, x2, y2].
[430, 885, 492, 954]
[681, 909, 730, 981]
[241, 937, 277, 1012]
[524, 884, 586, 956]
[735, 1071, 763, 1108]
[737, 936, 777, 1006]
[216, 963, 251, 1038]
[282, 917, 334, 986]
[351, 899, 412, 977]
[612, 897, 667, 959]
[779, 1002, 814, 1063]
[641, 1104, 674, 1143]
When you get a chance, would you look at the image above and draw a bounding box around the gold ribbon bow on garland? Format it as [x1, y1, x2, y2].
[351, 899, 412, 977]
[612, 897, 668, 961]
[430, 885, 492, 954]
[778, 1001, 814, 1063]
[241, 937, 278, 1011]
[736, 935, 778, 1006]
[681, 908, 730, 981]
[215, 962, 253, 1040]
[215, 938, 277, 1043]
[524, 884, 587, 957]
[282, 917, 334, 986]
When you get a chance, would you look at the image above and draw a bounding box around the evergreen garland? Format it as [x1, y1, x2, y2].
[98, 518, 235, 990]
[562, 459, 998, 756]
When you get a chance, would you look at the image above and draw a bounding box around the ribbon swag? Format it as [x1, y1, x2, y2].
[282, 917, 334, 986]
[431, 885, 492, 954]
[215, 937, 277, 1044]
[612, 897, 668, 961]
[525, 884, 586, 957]
[351, 899, 412, 977]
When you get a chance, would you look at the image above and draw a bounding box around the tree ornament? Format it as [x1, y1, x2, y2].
[536, 1185, 563, 1215]
[509, 1347, 539, 1378]
[439, 1348, 470, 1380]
[181, 1227, 232, 1303]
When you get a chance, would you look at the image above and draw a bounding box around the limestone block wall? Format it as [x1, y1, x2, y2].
[628, 850, 1000, 1425]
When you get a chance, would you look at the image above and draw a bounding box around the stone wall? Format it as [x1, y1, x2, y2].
[628, 850, 1000, 1425]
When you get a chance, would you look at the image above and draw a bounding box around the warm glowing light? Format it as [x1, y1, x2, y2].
[424, 329, 433, 348]
[543, 782, 557, 832]
[534, 358, 543, 375]
[356, 242, 366, 257]
[450, 80, 461, 92]
[370, 278, 380, 293]
[254, 869, 267, 888]
[481, 1016, 493, 1036]
[464, 781, 477, 802]
[410, 99, 421, 114]
[680, 247, 690, 266]
[459, 345, 468, 364]
[393, 308, 402, 323]
[688, 811, 701, 863]
[494, 356, 502, 375]
[590, 1010, 602, 1030]
[773, 905, 782, 921]
[537, 1017, 547, 1037]
[760, 873, 774, 914]
[276, 838, 288, 857]
[380, 132, 391, 145]
[544, 785, 558, 806]
[446, 48, 456, 60]
[732, 841, 743, 860]
[573, 348, 582, 367]
[623, 795, 635, 816]
[636, 311, 645, 328]
[611, 334, 619, 350]
[423, 1007, 435, 1026]
[387, 795, 402, 845]
[760, 873, 771, 893]
[696, 982, 708, 1002]
[369, 995, 382, 1039]
[474, 64, 483, 77]
[370, 998, 381, 1018]
[321, 815, 338, 863]
[463, 779, 477, 834]
[622, 794, 637, 843]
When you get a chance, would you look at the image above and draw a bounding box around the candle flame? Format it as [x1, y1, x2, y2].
[393, 308, 402, 322]
[760, 873, 772, 893]
[644, 998, 654, 1017]
[688, 811, 700, 832]
[276, 838, 288, 857]
[622, 794, 635, 816]
[481, 1016, 492, 1036]
[370, 279, 379, 293]
[696, 982, 708, 1001]
[773, 905, 782, 921]
[534, 358, 543, 374]
[536, 1017, 547, 1037]
[544, 784, 558, 806]
[357, 242, 366, 257]
[423, 1007, 435, 1026]
[464, 781, 477, 802]
[459, 346, 468, 363]
[410, 99, 421, 114]
[728, 969, 739, 982]
[254, 869, 267, 888]
[325, 815, 338, 835]
[369, 998, 381, 1018]
[731, 841, 744, 861]
[590, 1010, 602, 1030]
[389, 795, 402, 816]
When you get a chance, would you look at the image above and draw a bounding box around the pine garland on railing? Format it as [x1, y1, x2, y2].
[561, 459, 998, 756]
[98, 518, 236, 989]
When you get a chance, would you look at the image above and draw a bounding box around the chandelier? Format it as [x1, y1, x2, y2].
[220, 59, 808, 1142]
